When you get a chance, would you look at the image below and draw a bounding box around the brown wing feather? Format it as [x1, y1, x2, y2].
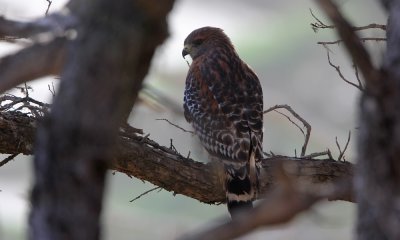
[184, 51, 263, 164]
[182, 27, 263, 217]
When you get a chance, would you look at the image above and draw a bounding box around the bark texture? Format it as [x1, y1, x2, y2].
[25, 1, 175, 240]
[0, 108, 354, 204]
[356, 1, 400, 239]
[315, 0, 400, 238]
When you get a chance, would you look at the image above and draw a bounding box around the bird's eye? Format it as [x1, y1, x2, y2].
[192, 39, 204, 45]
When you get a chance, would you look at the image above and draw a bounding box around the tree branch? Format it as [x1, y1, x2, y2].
[0, 107, 354, 204]
[310, 8, 386, 32]
[0, 153, 19, 167]
[0, 37, 66, 93]
[336, 131, 351, 161]
[264, 104, 311, 157]
[0, 7, 78, 94]
[316, 0, 380, 91]
[0, 13, 77, 39]
[317, 37, 386, 46]
[45, 0, 53, 16]
[325, 50, 364, 91]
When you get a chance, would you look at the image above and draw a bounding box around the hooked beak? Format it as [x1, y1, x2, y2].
[182, 45, 190, 58]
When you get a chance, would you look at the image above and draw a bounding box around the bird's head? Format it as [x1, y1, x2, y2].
[182, 26, 234, 60]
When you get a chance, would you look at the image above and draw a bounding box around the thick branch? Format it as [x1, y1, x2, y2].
[23, 1, 175, 239]
[0, 38, 66, 93]
[0, 13, 76, 39]
[0, 110, 354, 204]
[0, 9, 77, 94]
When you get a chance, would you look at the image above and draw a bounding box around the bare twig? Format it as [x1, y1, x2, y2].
[335, 138, 342, 157]
[312, 4, 385, 92]
[336, 131, 351, 161]
[316, 0, 379, 91]
[170, 139, 179, 153]
[264, 104, 311, 157]
[0, 153, 19, 167]
[0, 95, 49, 117]
[352, 24, 386, 31]
[45, 0, 52, 16]
[326, 50, 364, 91]
[48, 82, 56, 97]
[274, 109, 305, 137]
[129, 186, 161, 202]
[354, 64, 362, 89]
[303, 149, 333, 159]
[15, 86, 32, 96]
[24, 82, 30, 98]
[310, 8, 386, 32]
[0, 95, 25, 111]
[156, 118, 195, 134]
[318, 37, 386, 46]
[310, 8, 334, 32]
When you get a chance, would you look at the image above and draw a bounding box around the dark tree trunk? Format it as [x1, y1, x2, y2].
[28, 1, 175, 239]
[356, 1, 400, 239]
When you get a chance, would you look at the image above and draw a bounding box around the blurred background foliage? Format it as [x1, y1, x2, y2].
[0, 0, 386, 239]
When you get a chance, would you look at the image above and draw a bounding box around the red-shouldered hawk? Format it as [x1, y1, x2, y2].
[182, 26, 263, 218]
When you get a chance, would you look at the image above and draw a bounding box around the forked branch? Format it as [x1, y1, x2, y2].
[325, 50, 364, 90]
[264, 104, 311, 157]
[316, 0, 380, 89]
[45, 0, 53, 16]
[310, 8, 386, 33]
[336, 131, 351, 161]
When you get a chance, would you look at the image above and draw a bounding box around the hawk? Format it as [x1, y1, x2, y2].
[182, 26, 264, 218]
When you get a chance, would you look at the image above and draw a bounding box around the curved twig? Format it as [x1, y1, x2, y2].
[336, 131, 351, 161]
[129, 186, 161, 202]
[156, 118, 195, 134]
[310, 8, 386, 32]
[264, 104, 311, 157]
[325, 50, 364, 91]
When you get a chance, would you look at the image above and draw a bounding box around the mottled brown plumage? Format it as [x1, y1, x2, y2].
[182, 27, 263, 217]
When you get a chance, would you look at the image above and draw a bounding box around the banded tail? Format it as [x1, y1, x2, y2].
[225, 152, 260, 219]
